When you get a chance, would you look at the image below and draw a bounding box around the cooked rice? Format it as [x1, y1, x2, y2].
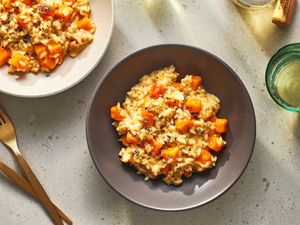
[111, 66, 228, 185]
[0, 0, 96, 74]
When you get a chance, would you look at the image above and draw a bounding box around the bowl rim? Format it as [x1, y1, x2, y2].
[86, 44, 257, 211]
[265, 43, 300, 112]
[0, 0, 115, 98]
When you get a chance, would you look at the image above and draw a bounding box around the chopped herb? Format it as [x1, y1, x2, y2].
[166, 135, 171, 142]
[23, 34, 31, 43]
[38, 4, 53, 18]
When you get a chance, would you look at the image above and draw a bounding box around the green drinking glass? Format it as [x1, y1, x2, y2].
[265, 43, 300, 112]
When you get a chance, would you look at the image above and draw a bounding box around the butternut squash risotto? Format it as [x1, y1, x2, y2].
[111, 66, 228, 185]
[0, 0, 96, 74]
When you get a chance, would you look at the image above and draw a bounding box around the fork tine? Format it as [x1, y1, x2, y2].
[0, 114, 5, 125]
[0, 109, 5, 126]
[0, 107, 9, 124]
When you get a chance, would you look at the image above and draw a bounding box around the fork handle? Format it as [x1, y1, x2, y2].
[0, 161, 73, 224]
[16, 154, 64, 225]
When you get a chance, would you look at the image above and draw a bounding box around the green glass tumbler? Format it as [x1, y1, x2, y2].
[266, 43, 300, 112]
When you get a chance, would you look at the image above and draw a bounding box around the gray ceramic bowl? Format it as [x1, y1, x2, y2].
[86, 44, 256, 211]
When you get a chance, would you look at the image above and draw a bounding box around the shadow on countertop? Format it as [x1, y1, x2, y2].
[236, 2, 299, 57]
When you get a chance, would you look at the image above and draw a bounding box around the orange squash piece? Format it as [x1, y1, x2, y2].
[8, 53, 29, 72]
[150, 140, 164, 156]
[175, 118, 194, 132]
[56, 5, 74, 22]
[191, 76, 202, 91]
[16, 13, 31, 27]
[166, 98, 178, 107]
[77, 17, 94, 30]
[24, 0, 37, 5]
[172, 82, 184, 91]
[162, 147, 180, 159]
[41, 56, 57, 70]
[208, 135, 225, 152]
[208, 116, 217, 122]
[185, 97, 202, 113]
[0, 48, 10, 67]
[141, 108, 155, 127]
[215, 118, 228, 133]
[4, 0, 15, 8]
[161, 165, 171, 175]
[199, 148, 212, 164]
[47, 42, 63, 55]
[121, 136, 129, 146]
[126, 132, 140, 144]
[110, 105, 124, 121]
[149, 84, 166, 99]
[34, 44, 48, 59]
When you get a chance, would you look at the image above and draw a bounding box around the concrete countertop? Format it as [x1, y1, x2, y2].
[0, 0, 299, 224]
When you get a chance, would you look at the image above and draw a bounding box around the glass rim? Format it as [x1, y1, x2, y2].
[232, 0, 276, 9]
[265, 43, 300, 113]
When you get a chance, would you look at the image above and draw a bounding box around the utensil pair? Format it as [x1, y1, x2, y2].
[0, 107, 72, 225]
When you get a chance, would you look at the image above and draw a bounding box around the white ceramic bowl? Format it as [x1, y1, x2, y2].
[0, 0, 114, 98]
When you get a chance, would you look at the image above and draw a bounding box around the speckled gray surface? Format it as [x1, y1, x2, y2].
[0, 1, 300, 224]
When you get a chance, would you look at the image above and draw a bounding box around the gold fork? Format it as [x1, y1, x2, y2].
[0, 160, 73, 224]
[0, 107, 63, 225]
